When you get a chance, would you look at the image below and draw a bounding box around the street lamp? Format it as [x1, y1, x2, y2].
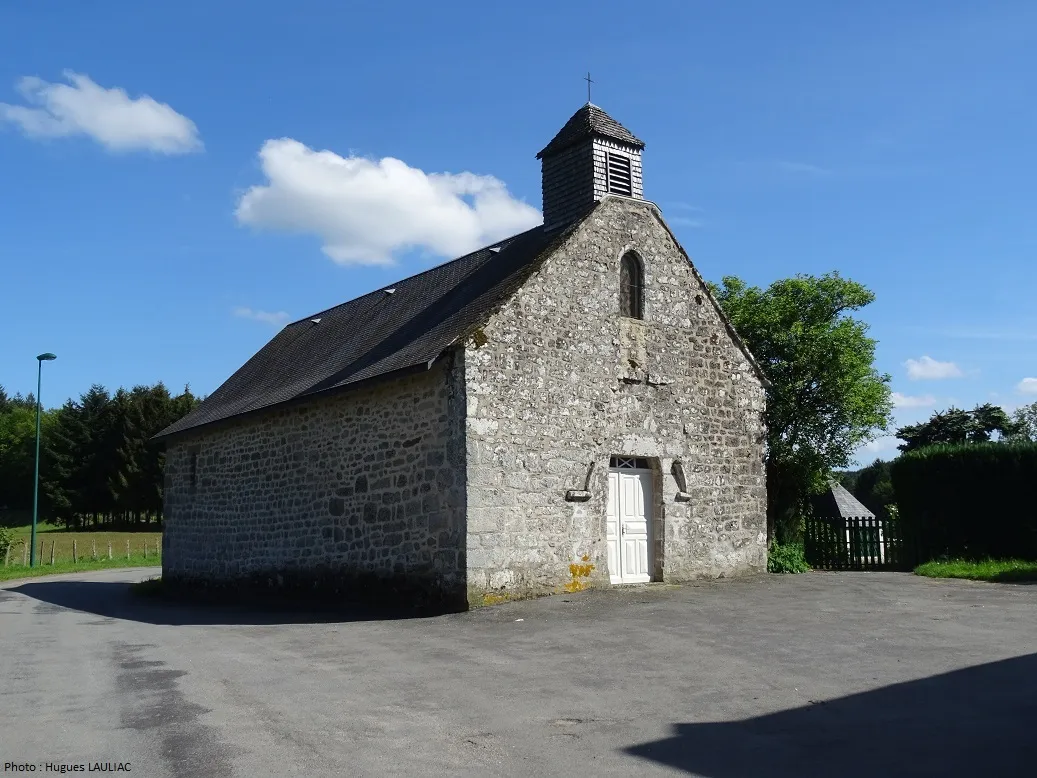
[30, 352, 56, 567]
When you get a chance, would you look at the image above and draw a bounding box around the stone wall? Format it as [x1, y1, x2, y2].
[162, 357, 468, 608]
[463, 196, 767, 597]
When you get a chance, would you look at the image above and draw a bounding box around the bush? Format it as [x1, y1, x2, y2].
[0, 526, 11, 559]
[891, 441, 1037, 561]
[768, 541, 810, 573]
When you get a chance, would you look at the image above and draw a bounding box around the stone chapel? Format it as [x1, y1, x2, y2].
[155, 103, 769, 609]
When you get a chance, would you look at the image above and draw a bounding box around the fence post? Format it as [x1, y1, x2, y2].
[39, 540, 44, 565]
[72, 539, 78, 563]
[23, 541, 28, 566]
[91, 540, 97, 561]
[878, 517, 886, 566]
[4, 543, 9, 567]
[108, 541, 112, 560]
[855, 517, 863, 568]
[144, 539, 148, 559]
[873, 517, 881, 567]
[126, 539, 130, 560]
[49, 540, 55, 565]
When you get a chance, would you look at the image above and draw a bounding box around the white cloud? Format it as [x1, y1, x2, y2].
[234, 138, 542, 266]
[892, 392, 937, 409]
[670, 216, 705, 228]
[858, 436, 900, 461]
[234, 307, 291, 328]
[0, 71, 201, 153]
[904, 355, 964, 380]
[1018, 377, 1037, 395]
[863, 435, 899, 452]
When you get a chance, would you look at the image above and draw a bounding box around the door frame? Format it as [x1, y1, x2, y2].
[606, 457, 655, 585]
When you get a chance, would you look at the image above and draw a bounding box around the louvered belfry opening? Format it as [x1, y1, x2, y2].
[536, 103, 645, 228]
[606, 153, 632, 196]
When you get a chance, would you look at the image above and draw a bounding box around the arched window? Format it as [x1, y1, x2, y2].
[619, 252, 644, 319]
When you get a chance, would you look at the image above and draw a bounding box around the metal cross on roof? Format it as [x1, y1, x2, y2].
[584, 72, 594, 103]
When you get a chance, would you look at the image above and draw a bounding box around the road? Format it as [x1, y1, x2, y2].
[1, 568, 1035, 777]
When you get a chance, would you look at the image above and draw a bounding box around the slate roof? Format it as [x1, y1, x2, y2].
[154, 218, 584, 442]
[155, 193, 772, 443]
[536, 103, 645, 159]
[814, 481, 876, 520]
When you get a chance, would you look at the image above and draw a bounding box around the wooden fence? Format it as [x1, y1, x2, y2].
[805, 514, 912, 570]
[2, 537, 159, 569]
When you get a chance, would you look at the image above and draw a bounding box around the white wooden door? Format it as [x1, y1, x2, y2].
[606, 465, 652, 584]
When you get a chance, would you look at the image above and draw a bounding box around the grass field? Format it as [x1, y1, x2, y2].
[914, 558, 1037, 583]
[0, 553, 161, 583]
[1, 513, 162, 580]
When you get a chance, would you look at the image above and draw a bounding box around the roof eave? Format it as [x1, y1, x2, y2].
[536, 133, 646, 160]
[150, 358, 442, 446]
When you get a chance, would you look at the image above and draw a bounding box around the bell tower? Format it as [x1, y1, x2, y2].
[536, 103, 645, 229]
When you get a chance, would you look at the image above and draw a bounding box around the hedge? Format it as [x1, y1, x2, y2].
[890, 442, 1037, 561]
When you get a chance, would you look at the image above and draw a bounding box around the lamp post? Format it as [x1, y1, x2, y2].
[30, 352, 57, 567]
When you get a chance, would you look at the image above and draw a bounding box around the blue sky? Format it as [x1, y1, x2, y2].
[1, 0, 1035, 464]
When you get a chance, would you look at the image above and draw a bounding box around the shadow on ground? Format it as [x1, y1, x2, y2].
[1, 580, 438, 625]
[626, 653, 1037, 777]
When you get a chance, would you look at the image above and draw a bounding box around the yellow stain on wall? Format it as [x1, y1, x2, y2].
[564, 554, 595, 593]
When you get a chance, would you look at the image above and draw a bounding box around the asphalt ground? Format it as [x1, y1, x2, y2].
[1, 568, 1035, 777]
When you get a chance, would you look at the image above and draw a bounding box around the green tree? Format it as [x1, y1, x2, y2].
[37, 408, 71, 523]
[0, 380, 200, 525]
[47, 399, 91, 527]
[0, 404, 36, 510]
[895, 403, 1020, 452]
[710, 272, 893, 542]
[1009, 401, 1037, 442]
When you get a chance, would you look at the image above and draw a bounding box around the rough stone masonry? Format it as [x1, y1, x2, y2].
[162, 196, 766, 608]
[462, 196, 767, 598]
[162, 361, 470, 607]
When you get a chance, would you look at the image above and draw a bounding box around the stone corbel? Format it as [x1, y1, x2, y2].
[671, 459, 692, 502]
[646, 374, 671, 387]
[565, 461, 596, 502]
[620, 358, 646, 385]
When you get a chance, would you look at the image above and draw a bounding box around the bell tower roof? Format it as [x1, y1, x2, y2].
[536, 103, 645, 160]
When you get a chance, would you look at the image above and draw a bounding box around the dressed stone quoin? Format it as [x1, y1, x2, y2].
[154, 103, 769, 608]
